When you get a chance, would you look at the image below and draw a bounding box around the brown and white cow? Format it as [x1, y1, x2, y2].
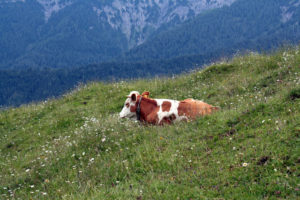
[119, 91, 219, 125]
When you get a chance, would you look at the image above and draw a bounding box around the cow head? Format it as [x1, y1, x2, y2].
[119, 91, 151, 119]
[119, 91, 140, 119]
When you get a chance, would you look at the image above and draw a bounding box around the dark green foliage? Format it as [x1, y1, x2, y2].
[0, 54, 211, 107]
[287, 87, 300, 101]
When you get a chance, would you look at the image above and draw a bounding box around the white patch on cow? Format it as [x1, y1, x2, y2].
[119, 91, 139, 119]
[155, 99, 187, 124]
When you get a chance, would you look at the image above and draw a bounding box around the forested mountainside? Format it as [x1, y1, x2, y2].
[0, 0, 235, 69]
[1, 0, 300, 107]
[0, 53, 217, 107]
[124, 0, 300, 61]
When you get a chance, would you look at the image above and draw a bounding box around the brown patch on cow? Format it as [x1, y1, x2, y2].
[141, 91, 150, 98]
[162, 101, 171, 112]
[137, 96, 160, 124]
[178, 101, 186, 117]
[130, 105, 136, 113]
[146, 112, 159, 124]
[178, 99, 217, 119]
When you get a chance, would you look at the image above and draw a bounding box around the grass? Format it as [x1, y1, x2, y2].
[0, 46, 299, 199]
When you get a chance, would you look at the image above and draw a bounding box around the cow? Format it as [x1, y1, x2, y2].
[119, 91, 219, 125]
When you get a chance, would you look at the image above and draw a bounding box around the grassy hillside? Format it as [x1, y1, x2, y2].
[0, 47, 299, 199]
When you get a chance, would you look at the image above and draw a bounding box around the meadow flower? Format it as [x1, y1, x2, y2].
[242, 163, 248, 167]
[25, 169, 30, 172]
[101, 138, 106, 142]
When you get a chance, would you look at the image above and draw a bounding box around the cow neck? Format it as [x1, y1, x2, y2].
[136, 96, 158, 121]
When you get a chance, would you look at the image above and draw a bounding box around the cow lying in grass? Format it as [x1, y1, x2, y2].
[119, 91, 219, 125]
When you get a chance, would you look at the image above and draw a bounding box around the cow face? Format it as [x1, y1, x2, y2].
[119, 91, 139, 119]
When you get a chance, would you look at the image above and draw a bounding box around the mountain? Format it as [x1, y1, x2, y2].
[0, 0, 236, 69]
[1, 46, 299, 199]
[1, 0, 300, 107]
[124, 0, 300, 61]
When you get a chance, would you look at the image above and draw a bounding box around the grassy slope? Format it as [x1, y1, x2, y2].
[0, 47, 299, 200]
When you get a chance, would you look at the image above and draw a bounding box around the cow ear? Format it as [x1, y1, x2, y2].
[131, 93, 137, 101]
[142, 91, 150, 98]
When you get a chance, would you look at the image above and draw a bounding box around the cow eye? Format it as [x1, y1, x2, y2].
[125, 103, 130, 108]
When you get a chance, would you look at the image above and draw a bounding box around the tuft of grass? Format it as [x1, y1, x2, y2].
[288, 88, 300, 101]
[0, 46, 299, 199]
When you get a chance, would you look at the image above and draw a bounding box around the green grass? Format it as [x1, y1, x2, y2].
[0, 47, 300, 199]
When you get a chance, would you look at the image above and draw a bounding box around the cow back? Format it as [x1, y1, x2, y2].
[178, 99, 218, 119]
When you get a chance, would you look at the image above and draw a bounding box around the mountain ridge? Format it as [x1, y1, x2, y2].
[124, 0, 300, 61]
[0, 0, 237, 69]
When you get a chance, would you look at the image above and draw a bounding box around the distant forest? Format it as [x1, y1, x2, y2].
[0, 42, 295, 107]
[0, 53, 220, 107]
